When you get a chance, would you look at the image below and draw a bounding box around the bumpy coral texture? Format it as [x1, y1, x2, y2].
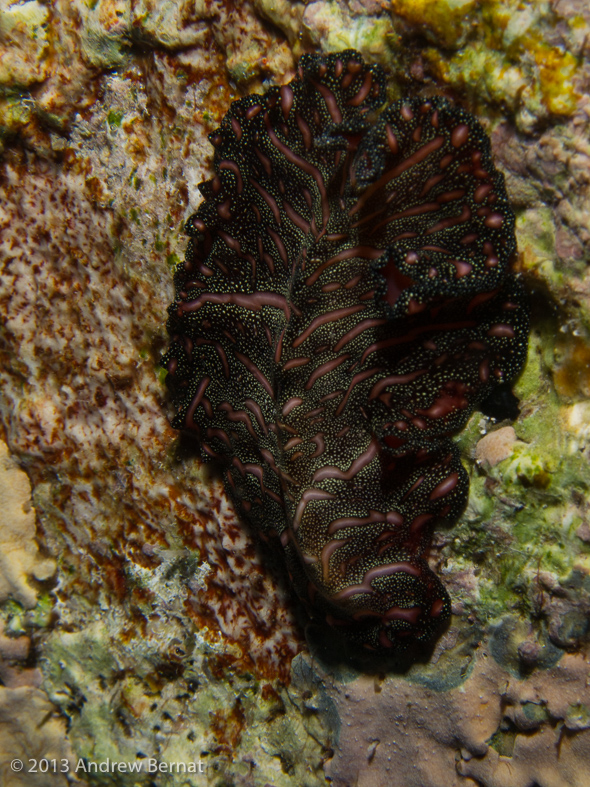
[164, 51, 529, 652]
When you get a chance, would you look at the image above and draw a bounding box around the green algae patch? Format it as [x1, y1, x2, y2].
[512, 332, 561, 448]
[30, 592, 55, 629]
[423, 43, 532, 122]
[522, 701, 550, 724]
[303, 2, 400, 71]
[166, 252, 181, 270]
[414, 0, 580, 127]
[107, 110, 124, 128]
[501, 441, 554, 491]
[488, 724, 517, 757]
[516, 208, 559, 282]
[447, 323, 590, 645]
[156, 365, 168, 386]
[1, 599, 27, 636]
[228, 60, 259, 85]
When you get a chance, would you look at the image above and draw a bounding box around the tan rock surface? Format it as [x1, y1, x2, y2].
[0, 440, 56, 608]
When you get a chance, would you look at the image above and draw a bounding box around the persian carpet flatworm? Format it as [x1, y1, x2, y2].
[163, 50, 529, 653]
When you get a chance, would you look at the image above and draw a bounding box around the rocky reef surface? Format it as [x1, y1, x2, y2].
[1, 1, 590, 785]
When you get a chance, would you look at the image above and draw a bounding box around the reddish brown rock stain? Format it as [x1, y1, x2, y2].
[0, 146, 302, 683]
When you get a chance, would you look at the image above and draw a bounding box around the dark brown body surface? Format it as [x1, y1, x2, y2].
[164, 51, 529, 652]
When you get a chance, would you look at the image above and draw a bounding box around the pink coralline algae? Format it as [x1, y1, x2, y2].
[164, 50, 529, 653]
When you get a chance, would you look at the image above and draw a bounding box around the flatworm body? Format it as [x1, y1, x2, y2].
[164, 51, 529, 652]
